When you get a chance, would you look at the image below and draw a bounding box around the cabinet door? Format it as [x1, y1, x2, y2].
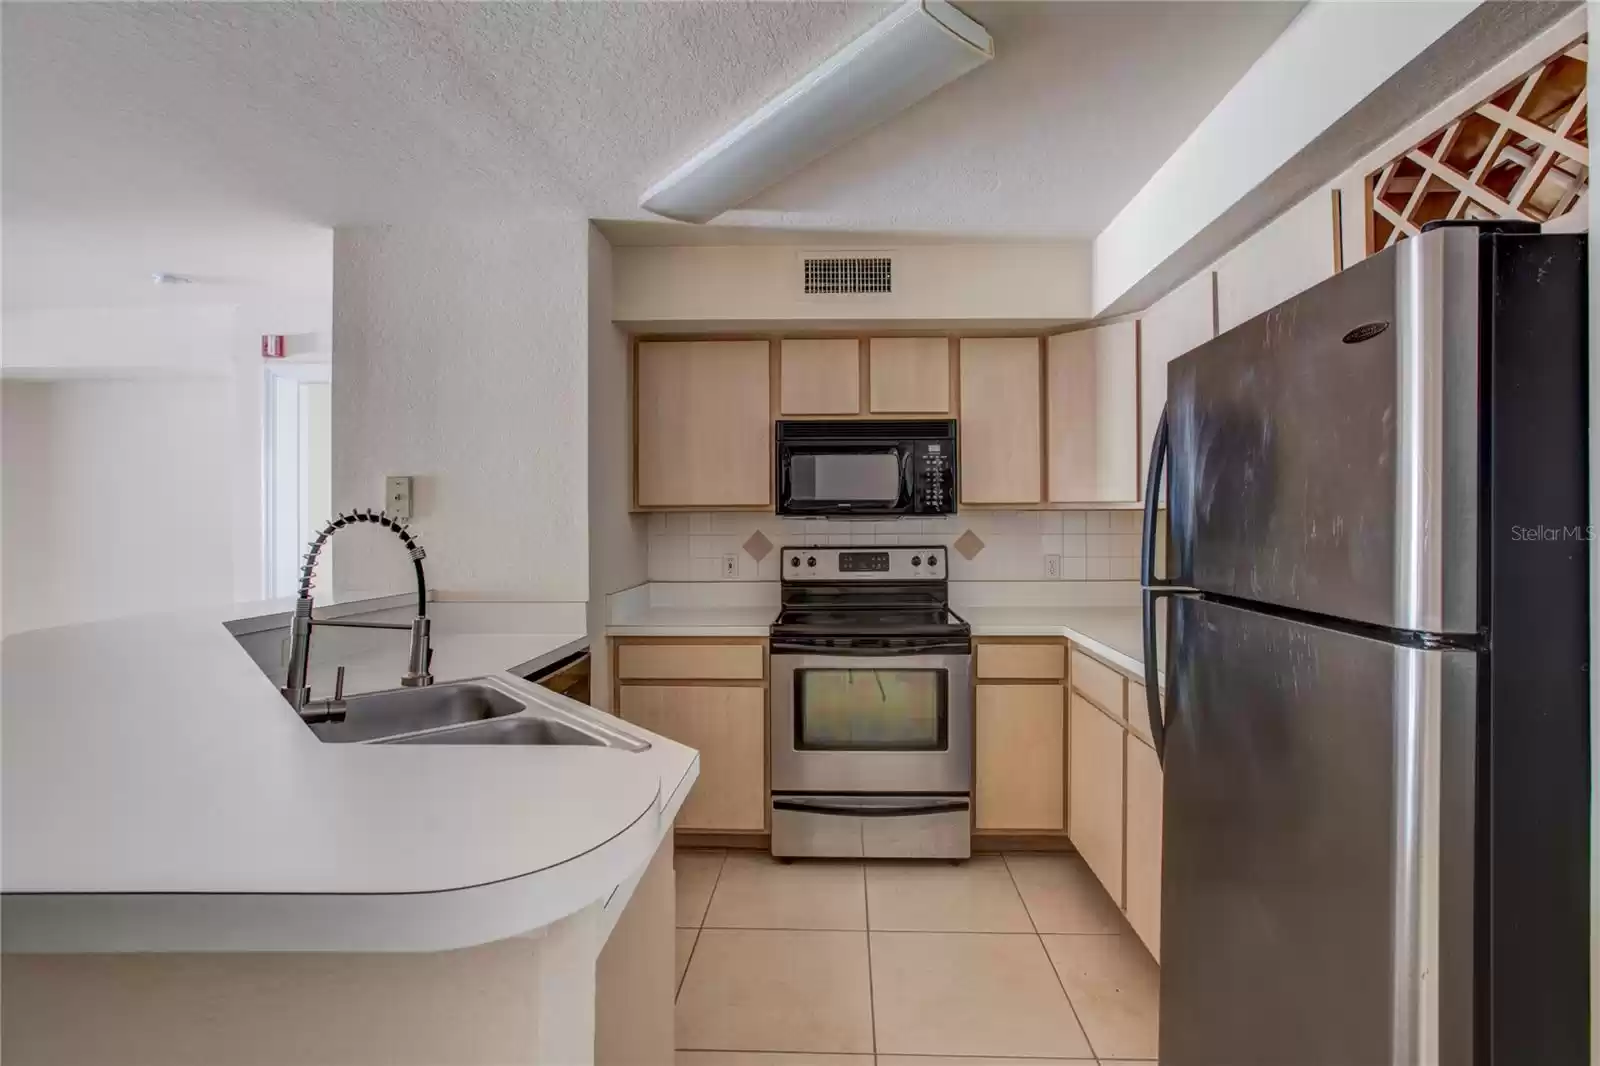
[1124, 734, 1163, 961]
[975, 684, 1065, 831]
[1138, 272, 1217, 498]
[636, 340, 771, 508]
[1047, 322, 1139, 503]
[1068, 693, 1125, 903]
[1214, 192, 1336, 334]
[780, 338, 860, 415]
[869, 337, 951, 414]
[959, 338, 1042, 504]
[619, 685, 766, 831]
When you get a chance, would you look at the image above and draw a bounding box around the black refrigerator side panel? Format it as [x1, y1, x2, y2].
[1483, 232, 1588, 1066]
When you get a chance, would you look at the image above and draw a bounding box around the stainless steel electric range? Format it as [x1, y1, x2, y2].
[769, 546, 972, 859]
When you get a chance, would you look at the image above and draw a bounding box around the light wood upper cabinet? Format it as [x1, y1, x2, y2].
[779, 338, 860, 416]
[1139, 271, 1217, 497]
[635, 340, 771, 509]
[958, 337, 1042, 505]
[976, 683, 1065, 831]
[1124, 733, 1163, 961]
[618, 684, 766, 831]
[1068, 693, 1125, 904]
[1047, 322, 1140, 504]
[869, 338, 951, 414]
[1214, 191, 1336, 335]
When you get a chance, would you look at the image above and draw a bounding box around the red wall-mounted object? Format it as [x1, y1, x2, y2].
[261, 335, 286, 359]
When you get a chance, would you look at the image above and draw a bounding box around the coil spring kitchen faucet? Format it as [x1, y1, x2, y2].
[281, 509, 433, 720]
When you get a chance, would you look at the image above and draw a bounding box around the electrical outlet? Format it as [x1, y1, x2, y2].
[385, 475, 414, 519]
[1044, 554, 1061, 580]
[721, 554, 739, 579]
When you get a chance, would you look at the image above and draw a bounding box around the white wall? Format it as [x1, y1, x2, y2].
[1, 379, 235, 634]
[613, 242, 1092, 329]
[331, 216, 590, 603]
[587, 227, 648, 709]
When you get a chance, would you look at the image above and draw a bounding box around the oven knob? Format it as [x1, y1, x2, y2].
[807, 556, 817, 568]
[928, 555, 939, 566]
[911, 556, 922, 567]
[790, 556, 800, 567]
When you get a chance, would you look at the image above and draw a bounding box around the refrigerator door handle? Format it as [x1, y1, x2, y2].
[1142, 586, 1169, 763]
[1140, 403, 1177, 763]
[1141, 404, 1168, 589]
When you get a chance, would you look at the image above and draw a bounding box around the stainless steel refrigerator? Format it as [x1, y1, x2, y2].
[1139, 221, 1588, 1066]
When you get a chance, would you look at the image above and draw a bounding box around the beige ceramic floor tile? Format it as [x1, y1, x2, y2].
[676, 929, 874, 1054]
[1043, 933, 1160, 1060]
[677, 850, 726, 928]
[676, 928, 698, 994]
[870, 931, 1092, 1058]
[1004, 852, 1128, 934]
[866, 854, 1033, 932]
[705, 853, 866, 930]
[678, 1049, 876, 1056]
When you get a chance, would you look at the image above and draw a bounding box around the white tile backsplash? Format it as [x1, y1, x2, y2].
[645, 510, 1147, 583]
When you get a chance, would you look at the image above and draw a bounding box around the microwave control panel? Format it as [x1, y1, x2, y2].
[912, 441, 955, 513]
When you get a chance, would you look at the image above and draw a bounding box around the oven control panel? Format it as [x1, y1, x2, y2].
[782, 546, 947, 581]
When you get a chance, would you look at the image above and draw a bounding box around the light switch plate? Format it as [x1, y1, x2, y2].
[721, 554, 738, 579]
[385, 476, 414, 519]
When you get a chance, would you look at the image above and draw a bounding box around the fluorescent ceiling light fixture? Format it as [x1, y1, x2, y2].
[640, 0, 992, 224]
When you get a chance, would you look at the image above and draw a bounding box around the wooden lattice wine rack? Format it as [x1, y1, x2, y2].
[1367, 37, 1588, 252]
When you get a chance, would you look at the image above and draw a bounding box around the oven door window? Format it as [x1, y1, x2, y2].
[794, 669, 947, 751]
[785, 448, 907, 509]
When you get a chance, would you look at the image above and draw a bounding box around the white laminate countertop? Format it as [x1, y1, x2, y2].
[959, 604, 1162, 683]
[607, 605, 778, 637]
[1, 600, 697, 954]
[605, 584, 1162, 684]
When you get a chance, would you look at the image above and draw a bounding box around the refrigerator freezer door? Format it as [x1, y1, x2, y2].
[1160, 596, 1477, 1066]
[1166, 227, 1482, 634]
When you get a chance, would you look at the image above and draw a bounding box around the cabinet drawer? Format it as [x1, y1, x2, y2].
[616, 643, 765, 681]
[1070, 648, 1125, 717]
[977, 642, 1065, 680]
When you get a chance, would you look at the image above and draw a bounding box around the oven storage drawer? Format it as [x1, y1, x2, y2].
[770, 795, 971, 859]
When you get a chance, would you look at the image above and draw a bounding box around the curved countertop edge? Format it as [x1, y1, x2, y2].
[2, 600, 700, 954]
[2, 754, 698, 954]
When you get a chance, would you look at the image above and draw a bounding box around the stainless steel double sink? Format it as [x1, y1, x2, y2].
[305, 675, 649, 751]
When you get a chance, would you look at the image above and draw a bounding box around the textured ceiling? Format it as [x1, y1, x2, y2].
[2, 1, 1301, 306]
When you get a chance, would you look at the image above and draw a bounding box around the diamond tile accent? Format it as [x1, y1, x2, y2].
[742, 530, 773, 562]
[953, 530, 985, 560]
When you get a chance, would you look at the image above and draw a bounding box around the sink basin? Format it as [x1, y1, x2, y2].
[307, 680, 523, 743]
[381, 717, 615, 747]
[303, 674, 650, 751]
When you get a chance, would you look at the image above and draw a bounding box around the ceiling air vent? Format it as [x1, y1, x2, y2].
[803, 255, 892, 295]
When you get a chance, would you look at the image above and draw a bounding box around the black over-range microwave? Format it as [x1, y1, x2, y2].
[775, 419, 956, 517]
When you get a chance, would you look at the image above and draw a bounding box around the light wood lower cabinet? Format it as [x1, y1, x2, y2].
[618, 685, 766, 831]
[1123, 734, 1164, 961]
[1068, 693, 1125, 904]
[975, 683, 1065, 831]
